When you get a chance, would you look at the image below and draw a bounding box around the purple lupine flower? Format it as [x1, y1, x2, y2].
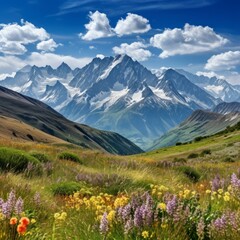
[213, 214, 227, 231]
[1, 190, 16, 218]
[116, 207, 123, 221]
[124, 219, 133, 234]
[145, 192, 153, 206]
[228, 212, 238, 231]
[166, 195, 177, 216]
[43, 162, 53, 175]
[26, 162, 34, 173]
[140, 204, 153, 225]
[121, 204, 132, 221]
[141, 193, 154, 225]
[231, 173, 240, 189]
[14, 197, 24, 215]
[130, 194, 142, 209]
[211, 175, 225, 191]
[100, 212, 109, 235]
[0, 198, 4, 208]
[173, 202, 183, 223]
[2, 202, 11, 218]
[133, 206, 143, 228]
[197, 218, 205, 240]
[7, 190, 16, 209]
[34, 192, 41, 207]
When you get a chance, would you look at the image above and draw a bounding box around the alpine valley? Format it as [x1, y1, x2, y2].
[0, 54, 240, 150]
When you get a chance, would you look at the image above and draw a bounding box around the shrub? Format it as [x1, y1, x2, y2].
[200, 149, 211, 156]
[176, 142, 182, 146]
[0, 147, 41, 173]
[58, 152, 82, 164]
[223, 157, 235, 163]
[75, 172, 131, 195]
[173, 158, 187, 164]
[194, 136, 204, 142]
[51, 182, 82, 196]
[188, 153, 199, 159]
[178, 166, 201, 182]
[30, 152, 51, 163]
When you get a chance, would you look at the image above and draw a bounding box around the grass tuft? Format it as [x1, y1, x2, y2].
[58, 151, 82, 164]
[0, 147, 41, 173]
[51, 181, 82, 196]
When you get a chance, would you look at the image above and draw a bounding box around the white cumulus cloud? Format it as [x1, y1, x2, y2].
[81, 11, 151, 40]
[150, 23, 228, 58]
[0, 19, 50, 55]
[0, 55, 26, 73]
[26, 52, 92, 69]
[196, 71, 225, 80]
[205, 51, 240, 71]
[0, 53, 92, 74]
[113, 42, 152, 61]
[36, 39, 60, 52]
[114, 13, 151, 36]
[0, 42, 27, 55]
[81, 11, 114, 41]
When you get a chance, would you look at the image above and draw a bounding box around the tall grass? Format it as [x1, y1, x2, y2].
[0, 130, 239, 239]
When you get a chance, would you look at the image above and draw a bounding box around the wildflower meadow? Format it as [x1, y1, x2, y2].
[0, 127, 239, 239]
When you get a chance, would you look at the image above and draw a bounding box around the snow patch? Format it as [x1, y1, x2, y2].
[90, 88, 129, 110]
[229, 114, 239, 121]
[98, 55, 124, 81]
[204, 85, 224, 94]
[12, 81, 32, 92]
[149, 86, 171, 100]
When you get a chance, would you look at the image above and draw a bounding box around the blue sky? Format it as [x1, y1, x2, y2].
[0, 0, 240, 84]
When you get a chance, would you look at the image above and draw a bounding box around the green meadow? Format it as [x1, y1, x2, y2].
[0, 126, 240, 239]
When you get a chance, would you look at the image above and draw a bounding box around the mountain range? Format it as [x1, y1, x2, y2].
[0, 54, 239, 150]
[176, 69, 240, 103]
[0, 86, 143, 155]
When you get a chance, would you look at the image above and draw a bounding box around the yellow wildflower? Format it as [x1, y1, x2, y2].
[157, 202, 166, 211]
[206, 190, 211, 194]
[54, 212, 67, 221]
[183, 189, 190, 198]
[223, 195, 230, 202]
[0, 212, 5, 221]
[159, 185, 168, 191]
[142, 231, 149, 239]
[31, 219, 36, 224]
[54, 213, 60, 219]
[161, 223, 168, 229]
[107, 210, 116, 223]
[218, 189, 223, 194]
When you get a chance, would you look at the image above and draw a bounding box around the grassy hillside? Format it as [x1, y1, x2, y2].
[150, 110, 240, 150]
[0, 115, 67, 144]
[0, 127, 239, 239]
[0, 86, 143, 155]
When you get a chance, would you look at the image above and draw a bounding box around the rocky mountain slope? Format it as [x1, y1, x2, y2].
[0, 86, 143, 155]
[176, 69, 240, 102]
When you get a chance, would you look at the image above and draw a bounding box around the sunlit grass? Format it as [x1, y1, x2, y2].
[0, 129, 239, 239]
